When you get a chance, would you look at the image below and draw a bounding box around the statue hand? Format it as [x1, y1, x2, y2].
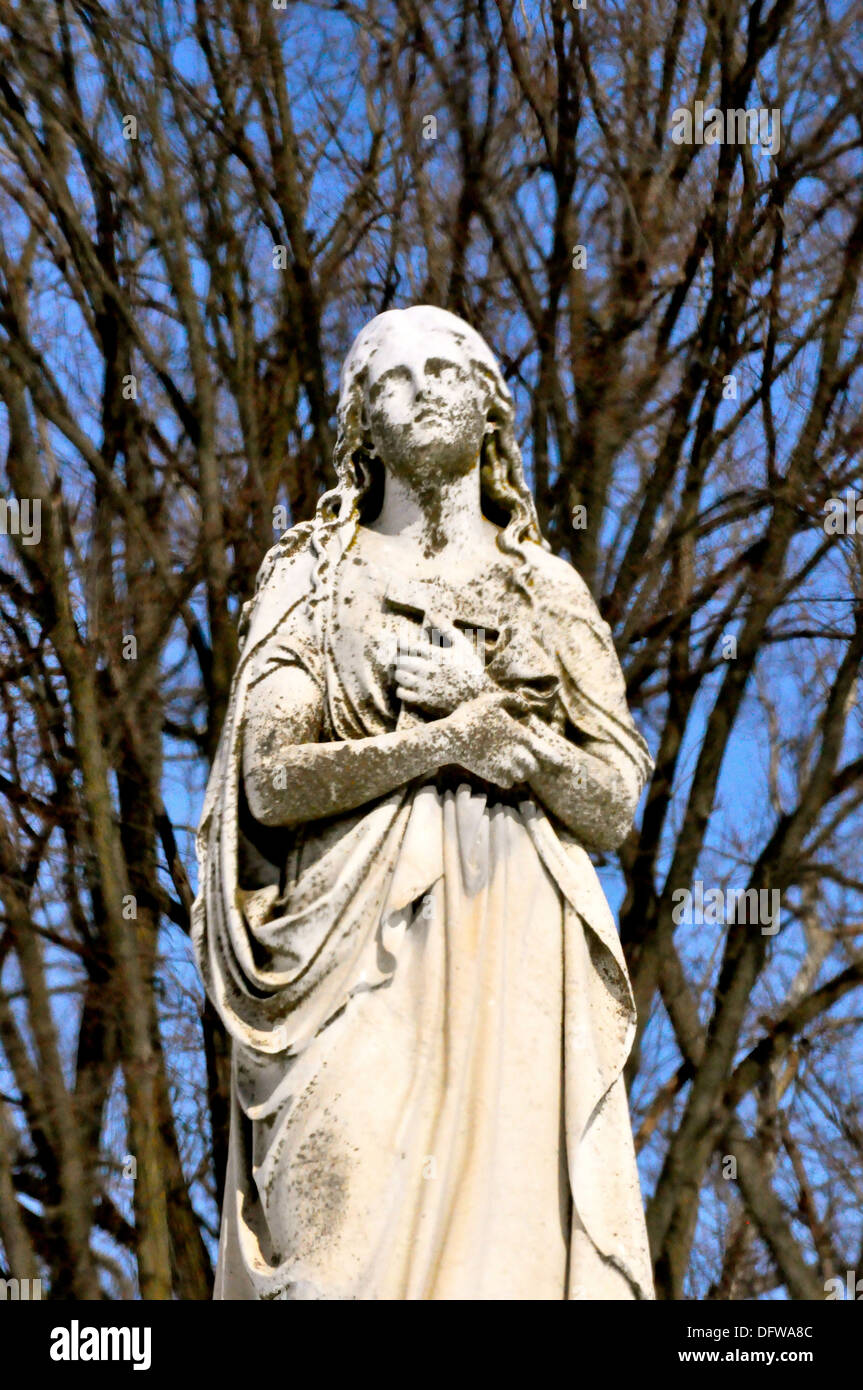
[444, 692, 541, 790]
[394, 618, 493, 718]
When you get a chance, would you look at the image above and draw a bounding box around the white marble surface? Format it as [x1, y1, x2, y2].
[193, 306, 655, 1299]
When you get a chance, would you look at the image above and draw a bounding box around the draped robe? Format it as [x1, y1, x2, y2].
[192, 521, 655, 1300]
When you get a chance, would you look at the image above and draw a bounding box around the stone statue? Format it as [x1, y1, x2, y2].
[192, 305, 655, 1300]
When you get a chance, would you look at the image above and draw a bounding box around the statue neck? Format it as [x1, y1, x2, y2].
[370, 464, 488, 554]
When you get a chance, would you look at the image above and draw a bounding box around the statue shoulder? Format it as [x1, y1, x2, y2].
[253, 521, 318, 593]
[238, 523, 319, 651]
[521, 541, 649, 767]
[521, 541, 600, 621]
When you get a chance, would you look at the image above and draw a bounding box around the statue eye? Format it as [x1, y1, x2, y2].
[368, 366, 411, 403]
[426, 358, 463, 382]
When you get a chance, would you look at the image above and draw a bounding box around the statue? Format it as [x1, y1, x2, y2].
[192, 305, 655, 1300]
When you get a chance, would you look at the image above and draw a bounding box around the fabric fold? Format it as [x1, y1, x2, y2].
[193, 524, 655, 1300]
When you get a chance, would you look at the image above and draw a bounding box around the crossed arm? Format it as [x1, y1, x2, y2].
[241, 651, 640, 852]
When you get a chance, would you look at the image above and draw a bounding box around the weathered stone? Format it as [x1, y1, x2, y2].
[193, 305, 655, 1300]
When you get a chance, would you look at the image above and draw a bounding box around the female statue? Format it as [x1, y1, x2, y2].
[193, 305, 654, 1300]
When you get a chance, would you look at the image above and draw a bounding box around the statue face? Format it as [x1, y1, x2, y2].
[362, 325, 489, 485]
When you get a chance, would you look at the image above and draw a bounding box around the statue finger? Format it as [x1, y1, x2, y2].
[396, 654, 433, 673]
[394, 665, 423, 688]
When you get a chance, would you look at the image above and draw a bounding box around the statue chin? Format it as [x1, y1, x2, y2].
[369, 416, 486, 484]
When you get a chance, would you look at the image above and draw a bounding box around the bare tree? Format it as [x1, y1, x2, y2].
[0, 0, 861, 1298]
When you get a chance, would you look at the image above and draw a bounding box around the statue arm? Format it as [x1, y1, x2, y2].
[521, 715, 642, 851]
[508, 547, 652, 851]
[241, 664, 530, 830]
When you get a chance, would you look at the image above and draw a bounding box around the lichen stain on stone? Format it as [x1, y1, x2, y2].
[289, 1127, 351, 1254]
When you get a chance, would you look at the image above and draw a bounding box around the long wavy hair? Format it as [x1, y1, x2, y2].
[256, 307, 546, 632]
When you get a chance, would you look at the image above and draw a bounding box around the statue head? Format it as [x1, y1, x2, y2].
[326, 306, 543, 547]
[352, 309, 494, 491]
